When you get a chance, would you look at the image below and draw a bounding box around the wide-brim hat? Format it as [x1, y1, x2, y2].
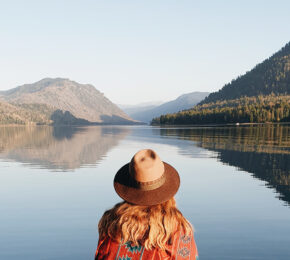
[114, 149, 180, 206]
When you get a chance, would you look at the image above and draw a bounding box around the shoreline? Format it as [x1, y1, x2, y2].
[0, 122, 146, 127]
[151, 122, 290, 128]
[1, 122, 289, 128]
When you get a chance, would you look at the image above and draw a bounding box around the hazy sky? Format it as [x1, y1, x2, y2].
[0, 0, 289, 105]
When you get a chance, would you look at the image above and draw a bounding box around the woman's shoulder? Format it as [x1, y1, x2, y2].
[95, 230, 198, 260]
[167, 225, 198, 259]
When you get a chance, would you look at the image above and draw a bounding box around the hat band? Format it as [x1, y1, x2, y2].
[133, 174, 166, 191]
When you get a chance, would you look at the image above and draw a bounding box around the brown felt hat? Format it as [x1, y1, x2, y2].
[114, 149, 180, 206]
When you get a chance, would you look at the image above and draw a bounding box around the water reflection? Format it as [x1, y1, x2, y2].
[0, 124, 289, 202]
[158, 125, 290, 205]
[0, 126, 130, 171]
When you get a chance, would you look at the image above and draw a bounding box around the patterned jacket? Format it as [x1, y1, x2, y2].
[95, 229, 198, 260]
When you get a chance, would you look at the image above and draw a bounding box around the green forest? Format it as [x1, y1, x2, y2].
[151, 94, 290, 125]
[152, 41, 290, 125]
[201, 42, 290, 104]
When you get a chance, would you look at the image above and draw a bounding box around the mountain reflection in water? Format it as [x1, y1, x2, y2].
[0, 124, 289, 203]
[158, 124, 290, 206]
[0, 126, 130, 171]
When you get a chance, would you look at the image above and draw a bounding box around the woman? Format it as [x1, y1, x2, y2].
[95, 149, 198, 260]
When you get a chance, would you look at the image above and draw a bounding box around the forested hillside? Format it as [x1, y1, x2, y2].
[0, 101, 54, 125]
[152, 41, 290, 125]
[151, 94, 290, 125]
[201, 42, 290, 104]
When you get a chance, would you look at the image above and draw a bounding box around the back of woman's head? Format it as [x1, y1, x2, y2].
[98, 197, 191, 250]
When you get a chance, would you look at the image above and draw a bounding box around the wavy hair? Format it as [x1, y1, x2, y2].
[98, 197, 192, 250]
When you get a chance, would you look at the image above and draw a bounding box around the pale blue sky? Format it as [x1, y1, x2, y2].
[0, 0, 289, 104]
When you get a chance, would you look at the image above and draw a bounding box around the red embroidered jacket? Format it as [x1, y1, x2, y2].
[95, 229, 198, 260]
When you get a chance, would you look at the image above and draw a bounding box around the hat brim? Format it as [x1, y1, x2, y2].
[114, 162, 180, 206]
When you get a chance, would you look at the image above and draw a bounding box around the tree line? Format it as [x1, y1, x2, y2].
[151, 94, 290, 125]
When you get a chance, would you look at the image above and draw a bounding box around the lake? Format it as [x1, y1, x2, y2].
[0, 124, 289, 260]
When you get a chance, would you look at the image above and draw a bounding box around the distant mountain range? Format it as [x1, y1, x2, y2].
[152, 41, 290, 125]
[119, 101, 164, 116]
[121, 92, 209, 123]
[0, 78, 138, 125]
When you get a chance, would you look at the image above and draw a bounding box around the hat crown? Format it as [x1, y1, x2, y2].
[130, 149, 164, 183]
[114, 148, 180, 205]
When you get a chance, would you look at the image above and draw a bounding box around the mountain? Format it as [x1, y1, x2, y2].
[200, 41, 290, 104]
[152, 41, 290, 125]
[119, 101, 163, 116]
[0, 78, 137, 125]
[124, 92, 209, 123]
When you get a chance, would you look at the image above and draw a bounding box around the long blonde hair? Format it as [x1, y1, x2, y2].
[98, 197, 192, 250]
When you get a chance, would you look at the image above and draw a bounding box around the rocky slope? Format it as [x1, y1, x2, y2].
[0, 78, 137, 125]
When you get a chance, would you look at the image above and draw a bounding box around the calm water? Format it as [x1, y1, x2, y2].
[0, 125, 289, 260]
